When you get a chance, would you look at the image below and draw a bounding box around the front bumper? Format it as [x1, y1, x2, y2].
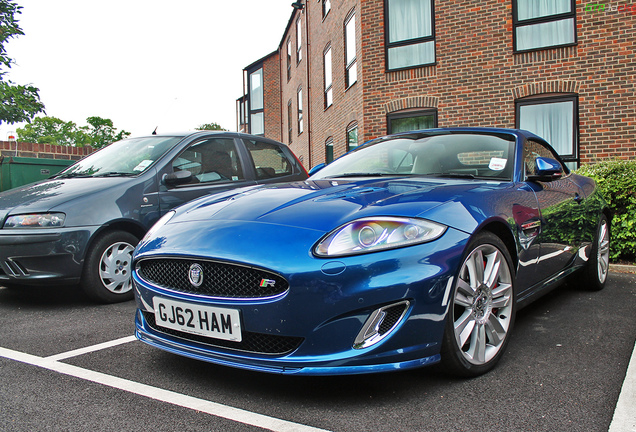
[0, 227, 97, 286]
[133, 226, 470, 375]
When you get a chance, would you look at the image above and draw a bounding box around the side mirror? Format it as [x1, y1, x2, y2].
[162, 170, 192, 186]
[527, 157, 563, 182]
[308, 163, 326, 176]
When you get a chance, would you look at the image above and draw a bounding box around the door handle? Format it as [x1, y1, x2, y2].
[574, 193, 584, 204]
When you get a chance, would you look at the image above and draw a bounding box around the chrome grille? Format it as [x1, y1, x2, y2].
[136, 258, 288, 298]
[142, 311, 303, 355]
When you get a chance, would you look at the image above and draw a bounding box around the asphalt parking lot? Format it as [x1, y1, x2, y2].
[1, 271, 635, 432]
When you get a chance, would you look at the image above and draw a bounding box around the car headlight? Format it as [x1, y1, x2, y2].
[314, 217, 447, 257]
[3, 213, 66, 228]
[140, 210, 176, 243]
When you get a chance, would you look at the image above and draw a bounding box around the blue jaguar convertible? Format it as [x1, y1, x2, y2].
[132, 128, 610, 377]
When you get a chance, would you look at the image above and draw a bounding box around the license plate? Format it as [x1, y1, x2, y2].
[153, 297, 242, 342]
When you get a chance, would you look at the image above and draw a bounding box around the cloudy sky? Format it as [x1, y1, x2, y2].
[2, 0, 292, 139]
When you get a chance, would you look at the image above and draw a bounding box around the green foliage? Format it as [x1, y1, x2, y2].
[0, 80, 44, 123]
[195, 122, 226, 131]
[81, 116, 131, 149]
[0, 0, 23, 72]
[0, 0, 45, 124]
[16, 116, 130, 148]
[17, 116, 79, 145]
[577, 159, 636, 262]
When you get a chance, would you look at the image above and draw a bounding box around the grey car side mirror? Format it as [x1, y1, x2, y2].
[163, 170, 192, 186]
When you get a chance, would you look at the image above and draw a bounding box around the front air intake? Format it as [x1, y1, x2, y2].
[353, 300, 410, 349]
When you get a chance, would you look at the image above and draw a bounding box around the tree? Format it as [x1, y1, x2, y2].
[81, 116, 131, 149]
[16, 116, 80, 145]
[16, 116, 130, 148]
[0, 0, 22, 71]
[196, 122, 227, 131]
[0, 0, 45, 124]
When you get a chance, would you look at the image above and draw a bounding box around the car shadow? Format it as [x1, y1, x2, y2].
[151, 351, 451, 406]
[0, 284, 99, 308]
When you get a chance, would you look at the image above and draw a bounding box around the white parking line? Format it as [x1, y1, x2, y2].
[0, 346, 331, 432]
[4, 335, 633, 432]
[608, 340, 636, 432]
[46, 335, 137, 361]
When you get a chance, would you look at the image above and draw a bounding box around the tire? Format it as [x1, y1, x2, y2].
[581, 215, 610, 291]
[80, 230, 139, 303]
[441, 232, 516, 377]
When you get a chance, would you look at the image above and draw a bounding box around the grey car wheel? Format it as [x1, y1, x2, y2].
[81, 230, 138, 303]
[99, 241, 135, 294]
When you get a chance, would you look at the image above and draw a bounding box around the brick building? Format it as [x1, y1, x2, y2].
[238, 0, 636, 170]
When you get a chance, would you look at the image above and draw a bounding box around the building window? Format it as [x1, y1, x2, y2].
[287, 100, 293, 144]
[387, 109, 437, 134]
[323, 0, 331, 19]
[325, 137, 334, 163]
[249, 68, 263, 111]
[516, 95, 578, 165]
[346, 122, 358, 151]
[287, 38, 292, 81]
[296, 17, 303, 64]
[324, 46, 333, 109]
[237, 96, 247, 131]
[297, 87, 304, 135]
[386, 0, 435, 70]
[251, 113, 264, 136]
[248, 68, 264, 136]
[345, 12, 357, 88]
[513, 0, 576, 52]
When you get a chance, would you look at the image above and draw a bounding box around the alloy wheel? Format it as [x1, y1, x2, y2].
[452, 243, 514, 365]
[596, 218, 610, 284]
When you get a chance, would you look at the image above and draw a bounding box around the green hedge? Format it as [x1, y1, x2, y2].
[576, 160, 636, 263]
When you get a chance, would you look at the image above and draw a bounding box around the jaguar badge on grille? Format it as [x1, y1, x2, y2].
[188, 263, 204, 287]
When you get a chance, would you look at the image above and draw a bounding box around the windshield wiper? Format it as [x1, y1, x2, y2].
[54, 172, 94, 179]
[327, 172, 408, 178]
[427, 172, 476, 179]
[93, 171, 136, 177]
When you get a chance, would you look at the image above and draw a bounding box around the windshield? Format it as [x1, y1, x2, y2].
[311, 132, 516, 181]
[56, 136, 183, 178]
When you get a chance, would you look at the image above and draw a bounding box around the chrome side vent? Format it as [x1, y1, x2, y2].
[3, 259, 29, 277]
[353, 300, 410, 349]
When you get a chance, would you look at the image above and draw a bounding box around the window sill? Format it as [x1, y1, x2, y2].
[386, 61, 436, 73]
[513, 44, 577, 64]
[513, 42, 577, 55]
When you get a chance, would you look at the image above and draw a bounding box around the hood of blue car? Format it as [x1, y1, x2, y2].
[0, 177, 128, 217]
[171, 178, 497, 233]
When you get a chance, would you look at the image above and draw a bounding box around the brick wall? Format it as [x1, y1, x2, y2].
[0, 141, 94, 160]
[263, 52, 283, 142]
[245, 0, 635, 168]
[360, 0, 636, 163]
[307, 0, 363, 166]
[280, 9, 311, 167]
